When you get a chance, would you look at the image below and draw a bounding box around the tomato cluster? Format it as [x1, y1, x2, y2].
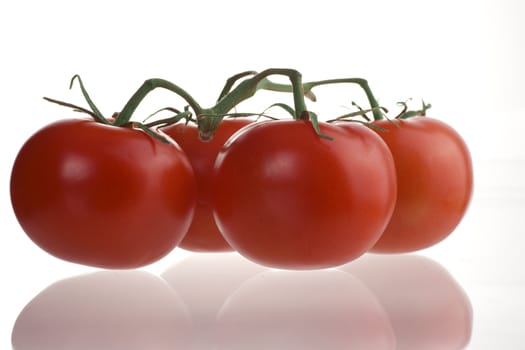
[10, 70, 473, 269]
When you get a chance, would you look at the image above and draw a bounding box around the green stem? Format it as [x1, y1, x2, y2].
[143, 110, 192, 128]
[114, 78, 204, 126]
[302, 78, 383, 121]
[214, 68, 307, 116]
[217, 71, 317, 103]
[198, 68, 308, 140]
[217, 70, 257, 102]
[258, 79, 317, 101]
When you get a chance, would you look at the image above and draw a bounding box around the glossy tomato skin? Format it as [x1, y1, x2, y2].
[163, 119, 252, 252]
[212, 120, 397, 269]
[10, 119, 197, 268]
[371, 117, 473, 253]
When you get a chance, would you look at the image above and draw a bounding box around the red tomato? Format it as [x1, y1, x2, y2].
[212, 120, 397, 269]
[371, 117, 473, 253]
[163, 119, 252, 252]
[10, 119, 197, 268]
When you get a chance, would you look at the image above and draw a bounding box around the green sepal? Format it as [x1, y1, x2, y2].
[308, 111, 333, 140]
[43, 96, 98, 119]
[143, 106, 183, 123]
[69, 75, 109, 124]
[133, 122, 171, 144]
[264, 102, 296, 118]
[329, 106, 388, 122]
[143, 110, 193, 128]
[396, 99, 432, 119]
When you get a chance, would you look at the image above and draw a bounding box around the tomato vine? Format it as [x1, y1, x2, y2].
[11, 67, 473, 268]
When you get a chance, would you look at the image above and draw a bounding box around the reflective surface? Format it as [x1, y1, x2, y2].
[12, 253, 472, 349]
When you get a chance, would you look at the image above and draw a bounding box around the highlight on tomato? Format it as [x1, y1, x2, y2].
[10, 76, 198, 269]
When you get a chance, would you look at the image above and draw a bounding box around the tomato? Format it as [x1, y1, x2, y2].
[163, 119, 252, 252]
[212, 119, 397, 269]
[371, 117, 473, 252]
[10, 119, 197, 268]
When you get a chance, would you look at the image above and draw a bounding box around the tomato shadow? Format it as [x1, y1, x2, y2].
[12, 253, 473, 350]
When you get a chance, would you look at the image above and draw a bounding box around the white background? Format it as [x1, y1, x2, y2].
[1, 0, 524, 348]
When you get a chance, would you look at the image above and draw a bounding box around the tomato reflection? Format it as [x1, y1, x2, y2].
[161, 253, 266, 349]
[340, 254, 473, 350]
[212, 269, 396, 350]
[11, 271, 192, 350]
[12, 253, 472, 350]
